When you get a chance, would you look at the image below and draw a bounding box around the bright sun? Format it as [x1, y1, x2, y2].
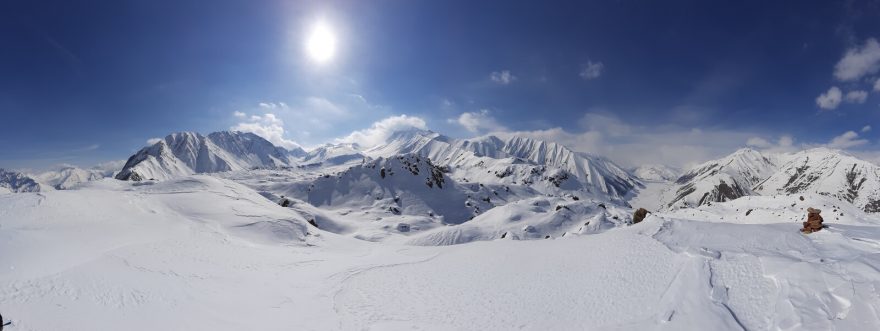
[306, 21, 336, 63]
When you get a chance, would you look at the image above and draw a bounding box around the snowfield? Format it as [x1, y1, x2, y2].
[4, 131, 880, 330]
[2, 174, 880, 330]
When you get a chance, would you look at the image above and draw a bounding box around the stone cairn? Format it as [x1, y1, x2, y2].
[801, 207, 824, 234]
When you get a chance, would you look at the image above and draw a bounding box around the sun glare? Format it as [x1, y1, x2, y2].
[306, 21, 336, 64]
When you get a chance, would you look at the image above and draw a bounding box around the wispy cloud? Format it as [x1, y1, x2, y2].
[579, 60, 604, 80]
[490, 70, 517, 85]
[826, 130, 868, 149]
[844, 90, 868, 104]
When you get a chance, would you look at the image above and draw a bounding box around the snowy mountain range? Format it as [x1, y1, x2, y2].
[755, 148, 880, 212]
[366, 129, 641, 200]
[657, 147, 880, 213]
[115, 131, 303, 181]
[661, 148, 777, 209]
[5, 128, 880, 217]
[0, 168, 44, 193]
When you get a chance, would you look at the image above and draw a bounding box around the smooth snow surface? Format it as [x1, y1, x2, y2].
[3, 175, 880, 330]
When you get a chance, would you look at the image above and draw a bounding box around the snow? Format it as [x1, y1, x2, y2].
[633, 164, 680, 181]
[755, 148, 880, 212]
[34, 166, 111, 190]
[628, 180, 673, 211]
[115, 131, 299, 181]
[4, 132, 880, 330]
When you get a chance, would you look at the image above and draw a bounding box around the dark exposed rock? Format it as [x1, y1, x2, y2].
[633, 208, 650, 224]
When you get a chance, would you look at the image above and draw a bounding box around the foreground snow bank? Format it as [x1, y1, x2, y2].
[2, 179, 880, 330]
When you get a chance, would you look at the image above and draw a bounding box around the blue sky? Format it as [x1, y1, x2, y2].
[2, 0, 880, 170]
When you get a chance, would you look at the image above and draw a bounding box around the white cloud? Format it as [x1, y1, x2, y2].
[862, 125, 872, 132]
[336, 115, 428, 148]
[146, 138, 162, 146]
[826, 130, 868, 149]
[745, 135, 796, 153]
[874, 78, 880, 92]
[233, 111, 246, 118]
[778, 135, 794, 148]
[816, 86, 843, 110]
[258, 102, 288, 110]
[449, 110, 508, 133]
[580, 61, 604, 80]
[834, 38, 880, 82]
[231, 112, 301, 150]
[844, 90, 868, 104]
[490, 70, 517, 85]
[746, 137, 772, 148]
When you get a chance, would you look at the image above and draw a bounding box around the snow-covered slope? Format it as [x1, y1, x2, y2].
[662, 148, 777, 208]
[116, 131, 299, 181]
[301, 142, 367, 166]
[35, 166, 112, 190]
[407, 196, 632, 245]
[633, 164, 680, 181]
[367, 129, 641, 199]
[755, 148, 880, 213]
[273, 154, 511, 238]
[3, 181, 880, 330]
[0, 168, 45, 192]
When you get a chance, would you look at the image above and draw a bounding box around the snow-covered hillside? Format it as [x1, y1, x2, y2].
[301, 142, 367, 166]
[633, 164, 680, 181]
[116, 131, 300, 181]
[34, 166, 114, 190]
[661, 148, 777, 208]
[755, 148, 880, 213]
[2, 177, 880, 330]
